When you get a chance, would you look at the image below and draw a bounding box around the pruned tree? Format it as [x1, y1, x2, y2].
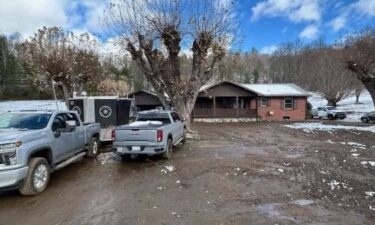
[306, 47, 356, 107]
[344, 28, 375, 107]
[19, 27, 102, 106]
[104, 0, 237, 129]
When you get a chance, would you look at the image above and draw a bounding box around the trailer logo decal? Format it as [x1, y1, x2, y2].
[99, 106, 112, 118]
[72, 106, 82, 116]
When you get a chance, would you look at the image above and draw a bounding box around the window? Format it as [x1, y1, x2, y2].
[52, 114, 66, 132]
[66, 113, 81, 126]
[284, 98, 294, 109]
[260, 98, 268, 107]
[171, 112, 181, 122]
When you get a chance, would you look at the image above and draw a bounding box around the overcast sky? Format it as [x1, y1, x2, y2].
[0, 0, 374, 54]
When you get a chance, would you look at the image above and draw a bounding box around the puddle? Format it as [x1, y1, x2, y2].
[291, 199, 314, 206]
[97, 152, 122, 165]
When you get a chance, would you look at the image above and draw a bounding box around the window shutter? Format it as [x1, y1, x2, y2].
[293, 98, 297, 109]
[281, 98, 284, 109]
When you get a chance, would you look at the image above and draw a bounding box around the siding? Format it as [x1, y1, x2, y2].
[257, 97, 306, 121]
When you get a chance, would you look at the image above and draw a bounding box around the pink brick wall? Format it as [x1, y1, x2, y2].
[255, 97, 307, 121]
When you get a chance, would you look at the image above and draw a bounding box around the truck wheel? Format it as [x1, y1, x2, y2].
[87, 137, 100, 158]
[328, 114, 334, 120]
[181, 129, 187, 144]
[162, 138, 173, 159]
[19, 157, 50, 196]
[362, 118, 369, 123]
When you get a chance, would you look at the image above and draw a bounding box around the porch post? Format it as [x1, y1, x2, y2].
[236, 96, 239, 117]
[213, 96, 216, 117]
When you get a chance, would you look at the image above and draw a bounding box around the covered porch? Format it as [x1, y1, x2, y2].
[192, 96, 257, 118]
[192, 82, 258, 119]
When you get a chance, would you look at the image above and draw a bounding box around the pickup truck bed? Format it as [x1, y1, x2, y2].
[112, 110, 186, 160]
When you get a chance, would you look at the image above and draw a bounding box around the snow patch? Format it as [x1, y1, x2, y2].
[0, 100, 67, 114]
[285, 122, 375, 134]
[128, 121, 162, 126]
[360, 161, 375, 167]
[365, 191, 375, 197]
[161, 165, 175, 174]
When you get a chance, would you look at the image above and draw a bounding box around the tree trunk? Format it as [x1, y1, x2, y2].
[363, 79, 375, 107]
[61, 84, 70, 108]
[327, 99, 337, 107]
[355, 89, 361, 104]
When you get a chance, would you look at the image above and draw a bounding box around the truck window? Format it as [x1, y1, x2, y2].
[66, 113, 81, 126]
[52, 114, 66, 132]
[137, 113, 171, 124]
[171, 112, 181, 122]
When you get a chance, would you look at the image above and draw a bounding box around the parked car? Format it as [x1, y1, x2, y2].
[112, 110, 186, 160]
[0, 110, 101, 195]
[311, 106, 346, 120]
[361, 111, 375, 123]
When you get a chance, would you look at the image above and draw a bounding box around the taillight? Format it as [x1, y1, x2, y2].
[111, 130, 116, 141]
[157, 130, 163, 142]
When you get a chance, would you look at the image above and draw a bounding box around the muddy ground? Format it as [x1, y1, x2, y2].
[0, 122, 374, 225]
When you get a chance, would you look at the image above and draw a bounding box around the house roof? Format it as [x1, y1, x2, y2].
[239, 83, 310, 97]
[129, 90, 170, 100]
[200, 81, 310, 97]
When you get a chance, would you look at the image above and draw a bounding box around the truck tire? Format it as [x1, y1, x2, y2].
[362, 118, 369, 123]
[328, 114, 334, 120]
[181, 129, 187, 144]
[87, 137, 100, 158]
[19, 157, 51, 196]
[162, 138, 173, 159]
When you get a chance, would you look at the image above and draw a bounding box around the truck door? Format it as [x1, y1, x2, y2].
[66, 113, 85, 153]
[318, 107, 326, 118]
[51, 113, 74, 162]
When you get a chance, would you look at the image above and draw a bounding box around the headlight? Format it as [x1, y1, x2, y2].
[0, 141, 22, 149]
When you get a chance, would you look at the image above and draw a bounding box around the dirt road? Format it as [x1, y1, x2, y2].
[0, 122, 374, 225]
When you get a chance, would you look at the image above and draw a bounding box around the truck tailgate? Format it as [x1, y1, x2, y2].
[115, 128, 157, 142]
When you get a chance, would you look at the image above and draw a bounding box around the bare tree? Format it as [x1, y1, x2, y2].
[104, 0, 237, 129]
[344, 28, 375, 107]
[307, 47, 355, 107]
[20, 27, 102, 106]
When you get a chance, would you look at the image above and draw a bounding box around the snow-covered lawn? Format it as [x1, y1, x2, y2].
[285, 122, 375, 134]
[308, 90, 374, 122]
[0, 100, 67, 114]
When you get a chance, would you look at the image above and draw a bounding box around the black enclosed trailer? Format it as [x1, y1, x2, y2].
[68, 96, 133, 141]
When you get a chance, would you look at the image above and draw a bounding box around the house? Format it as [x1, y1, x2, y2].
[128, 90, 169, 111]
[193, 81, 310, 121]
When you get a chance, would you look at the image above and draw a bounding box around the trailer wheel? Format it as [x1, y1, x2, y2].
[162, 138, 173, 159]
[87, 137, 100, 158]
[19, 157, 50, 196]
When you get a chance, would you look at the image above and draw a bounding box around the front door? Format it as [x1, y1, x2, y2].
[171, 112, 184, 141]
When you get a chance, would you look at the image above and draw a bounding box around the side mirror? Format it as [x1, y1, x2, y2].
[54, 130, 61, 138]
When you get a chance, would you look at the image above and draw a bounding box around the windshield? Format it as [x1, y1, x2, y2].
[0, 113, 52, 130]
[326, 106, 336, 110]
[136, 113, 171, 124]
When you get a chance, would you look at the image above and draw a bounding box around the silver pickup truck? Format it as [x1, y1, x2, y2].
[0, 110, 100, 195]
[112, 110, 186, 160]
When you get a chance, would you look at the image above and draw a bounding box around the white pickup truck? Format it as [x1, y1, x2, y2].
[311, 106, 347, 120]
[112, 110, 186, 160]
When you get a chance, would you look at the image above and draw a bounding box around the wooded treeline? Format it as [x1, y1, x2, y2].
[1, 26, 374, 109]
[0, 28, 147, 101]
